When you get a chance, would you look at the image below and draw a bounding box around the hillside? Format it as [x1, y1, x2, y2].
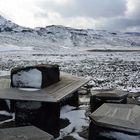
[0, 15, 140, 54]
[0, 15, 140, 140]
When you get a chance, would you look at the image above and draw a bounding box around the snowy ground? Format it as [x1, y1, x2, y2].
[0, 17, 140, 139]
[0, 45, 140, 139]
[0, 46, 140, 92]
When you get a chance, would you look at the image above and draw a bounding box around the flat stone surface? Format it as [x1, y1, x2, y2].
[0, 126, 53, 140]
[0, 72, 88, 102]
[90, 103, 140, 134]
[91, 89, 128, 100]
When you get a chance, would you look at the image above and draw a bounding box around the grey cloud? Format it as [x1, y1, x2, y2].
[34, 12, 48, 18]
[38, 0, 127, 18]
[127, 1, 140, 20]
[35, 0, 140, 31]
[98, 18, 140, 31]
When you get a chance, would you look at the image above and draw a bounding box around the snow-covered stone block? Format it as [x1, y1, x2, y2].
[10, 64, 60, 88]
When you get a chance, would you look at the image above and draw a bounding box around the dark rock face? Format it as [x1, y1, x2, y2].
[10, 64, 60, 88]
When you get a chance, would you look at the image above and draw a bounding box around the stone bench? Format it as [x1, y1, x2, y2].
[0, 126, 54, 140]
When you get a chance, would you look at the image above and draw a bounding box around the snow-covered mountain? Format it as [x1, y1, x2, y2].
[0, 15, 140, 52]
[0, 16, 140, 140]
[0, 15, 32, 32]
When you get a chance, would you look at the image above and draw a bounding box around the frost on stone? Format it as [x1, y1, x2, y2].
[12, 69, 42, 88]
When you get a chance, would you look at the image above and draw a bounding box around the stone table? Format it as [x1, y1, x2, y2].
[0, 72, 89, 138]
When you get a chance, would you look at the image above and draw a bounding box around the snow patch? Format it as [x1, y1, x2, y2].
[0, 111, 15, 125]
[60, 105, 76, 114]
[0, 44, 33, 52]
[12, 69, 42, 88]
[57, 105, 89, 140]
[0, 70, 10, 76]
[0, 111, 11, 116]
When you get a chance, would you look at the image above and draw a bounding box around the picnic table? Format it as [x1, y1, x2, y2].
[0, 72, 89, 138]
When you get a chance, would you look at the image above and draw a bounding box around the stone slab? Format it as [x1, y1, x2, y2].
[90, 103, 140, 134]
[91, 89, 128, 100]
[0, 126, 54, 140]
[0, 72, 89, 102]
[90, 89, 128, 112]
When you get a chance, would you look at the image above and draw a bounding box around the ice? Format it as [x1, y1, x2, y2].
[12, 69, 42, 88]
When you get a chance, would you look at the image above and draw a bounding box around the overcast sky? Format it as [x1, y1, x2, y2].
[0, 0, 140, 31]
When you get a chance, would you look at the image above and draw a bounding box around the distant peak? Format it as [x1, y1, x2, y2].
[0, 15, 31, 32]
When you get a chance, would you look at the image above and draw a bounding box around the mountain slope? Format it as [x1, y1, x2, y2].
[0, 15, 140, 52]
[0, 15, 32, 32]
